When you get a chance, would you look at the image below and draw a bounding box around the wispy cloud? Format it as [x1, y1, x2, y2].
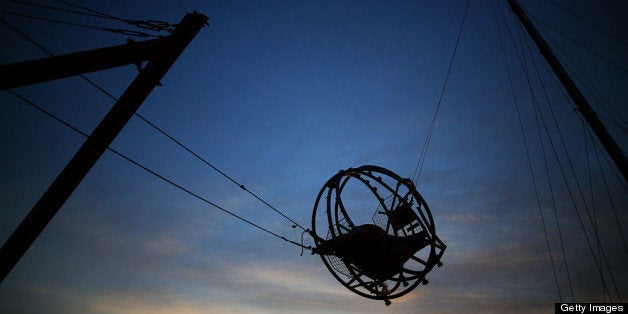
[443, 212, 496, 224]
[231, 263, 351, 297]
[85, 290, 277, 314]
[145, 234, 191, 256]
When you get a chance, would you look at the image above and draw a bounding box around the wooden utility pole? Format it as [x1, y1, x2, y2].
[506, 0, 627, 181]
[0, 12, 208, 283]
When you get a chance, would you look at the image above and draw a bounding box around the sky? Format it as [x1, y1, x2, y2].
[0, 0, 627, 313]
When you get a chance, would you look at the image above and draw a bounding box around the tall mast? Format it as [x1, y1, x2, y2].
[0, 12, 209, 283]
[506, 0, 627, 181]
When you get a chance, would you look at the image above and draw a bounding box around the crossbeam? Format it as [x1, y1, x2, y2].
[0, 37, 168, 90]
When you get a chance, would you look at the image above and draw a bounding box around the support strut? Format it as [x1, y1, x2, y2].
[506, 0, 627, 181]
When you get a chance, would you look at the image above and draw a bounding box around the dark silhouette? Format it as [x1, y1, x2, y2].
[310, 165, 446, 306]
[313, 224, 429, 282]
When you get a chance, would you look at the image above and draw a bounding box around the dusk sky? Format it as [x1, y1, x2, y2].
[1, 0, 627, 313]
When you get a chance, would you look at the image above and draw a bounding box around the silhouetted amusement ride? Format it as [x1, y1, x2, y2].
[1, 0, 626, 308]
[310, 165, 446, 305]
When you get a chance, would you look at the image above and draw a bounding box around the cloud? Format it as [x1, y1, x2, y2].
[83, 290, 271, 314]
[231, 263, 351, 297]
[145, 234, 191, 256]
[443, 212, 496, 224]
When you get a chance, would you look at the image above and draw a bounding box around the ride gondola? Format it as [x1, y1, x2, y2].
[310, 165, 446, 305]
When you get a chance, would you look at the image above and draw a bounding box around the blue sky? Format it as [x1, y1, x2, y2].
[1, 0, 627, 313]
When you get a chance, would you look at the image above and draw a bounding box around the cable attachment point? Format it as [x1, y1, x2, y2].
[129, 19, 176, 32]
[105, 28, 152, 38]
[299, 228, 312, 256]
